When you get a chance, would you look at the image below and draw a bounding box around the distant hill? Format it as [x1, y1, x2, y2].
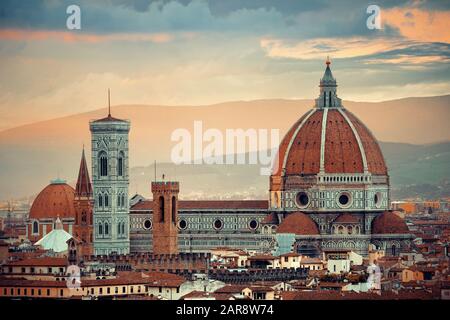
[0, 95, 449, 200]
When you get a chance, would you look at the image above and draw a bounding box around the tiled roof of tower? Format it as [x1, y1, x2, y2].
[92, 115, 127, 123]
[276, 212, 320, 235]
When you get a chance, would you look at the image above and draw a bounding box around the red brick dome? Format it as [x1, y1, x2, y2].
[276, 212, 319, 235]
[270, 61, 387, 192]
[29, 180, 76, 220]
[272, 108, 387, 177]
[371, 211, 409, 234]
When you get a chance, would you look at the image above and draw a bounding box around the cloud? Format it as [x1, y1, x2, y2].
[364, 54, 449, 65]
[260, 36, 412, 60]
[383, 7, 450, 43]
[0, 28, 177, 43]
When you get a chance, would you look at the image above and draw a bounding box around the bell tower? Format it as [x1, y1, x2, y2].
[90, 90, 131, 255]
[151, 180, 179, 255]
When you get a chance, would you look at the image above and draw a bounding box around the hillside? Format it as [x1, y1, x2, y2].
[0, 95, 449, 200]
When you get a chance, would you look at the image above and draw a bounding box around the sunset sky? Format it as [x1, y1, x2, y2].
[0, 0, 449, 131]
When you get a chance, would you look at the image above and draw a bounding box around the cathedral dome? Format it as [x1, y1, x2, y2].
[269, 60, 390, 213]
[271, 59, 387, 186]
[29, 179, 76, 220]
[371, 211, 409, 234]
[276, 212, 319, 235]
[273, 108, 387, 177]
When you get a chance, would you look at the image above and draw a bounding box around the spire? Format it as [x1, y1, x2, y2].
[75, 146, 93, 198]
[315, 57, 342, 109]
[108, 88, 111, 117]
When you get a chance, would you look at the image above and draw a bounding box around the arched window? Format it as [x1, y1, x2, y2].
[32, 221, 39, 234]
[159, 196, 165, 222]
[121, 222, 125, 235]
[99, 223, 103, 235]
[391, 245, 397, 256]
[104, 223, 109, 235]
[117, 152, 124, 177]
[117, 195, 121, 207]
[171, 196, 176, 223]
[117, 223, 121, 235]
[104, 194, 109, 207]
[98, 194, 103, 207]
[81, 211, 87, 224]
[338, 226, 344, 235]
[122, 195, 126, 207]
[99, 152, 108, 177]
[347, 226, 353, 234]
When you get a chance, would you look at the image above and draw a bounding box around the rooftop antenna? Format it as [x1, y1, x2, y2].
[108, 88, 111, 117]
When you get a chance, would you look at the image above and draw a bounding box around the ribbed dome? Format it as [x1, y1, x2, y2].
[272, 108, 387, 177]
[29, 180, 76, 220]
[371, 211, 409, 234]
[271, 60, 387, 192]
[277, 212, 319, 235]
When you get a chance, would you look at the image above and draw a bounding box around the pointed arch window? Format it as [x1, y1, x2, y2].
[104, 223, 109, 235]
[99, 223, 103, 235]
[32, 221, 39, 234]
[121, 222, 125, 235]
[98, 194, 103, 207]
[118, 152, 124, 177]
[117, 222, 121, 235]
[99, 152, 108, 177]
[104, 194, 109, 207]
[391, 245, 397, 256]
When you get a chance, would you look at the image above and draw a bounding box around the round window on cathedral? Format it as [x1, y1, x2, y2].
[374, 192, 382, 208]
[337, 192, 352, 208]
[248, 219, 258, 230]
[213, 219, 223, 230]
[295, 191, 310, 208]
[143, 219, 152, 230]
[178, 219, 188, 230]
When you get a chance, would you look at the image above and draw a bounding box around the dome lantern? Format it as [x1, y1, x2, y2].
[315, 57, 342, 109]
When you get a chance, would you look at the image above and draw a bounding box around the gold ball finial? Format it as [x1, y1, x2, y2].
[326, 56, 331, 65]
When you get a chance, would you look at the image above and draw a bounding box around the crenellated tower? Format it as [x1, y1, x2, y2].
[151, 180, 179, 255]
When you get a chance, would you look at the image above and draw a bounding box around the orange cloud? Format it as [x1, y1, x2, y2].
[364, 54, 449, 65]
[260, 37, 411, 60]
[383, 7, 450, 43]
[0, 29, 174, 43]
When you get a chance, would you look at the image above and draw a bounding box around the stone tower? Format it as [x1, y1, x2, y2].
[73, 147, 94, 257]
[151, 181, 179, 255]
[90, 94, 130, 255]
